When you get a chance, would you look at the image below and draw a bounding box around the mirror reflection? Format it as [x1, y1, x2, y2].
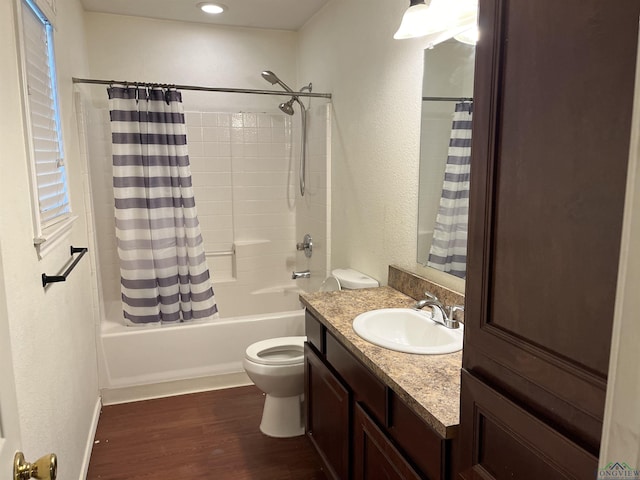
[417, 42, 475, 280]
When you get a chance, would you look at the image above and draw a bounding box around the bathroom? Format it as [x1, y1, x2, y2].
[1, 0, 640, 478]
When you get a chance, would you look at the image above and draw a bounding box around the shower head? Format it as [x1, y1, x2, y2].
[279, 98, 296, 116]
[261, 70, 294, 93]
[262, 70, 308, 116]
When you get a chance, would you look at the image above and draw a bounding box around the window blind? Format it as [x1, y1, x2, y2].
[22, 0, 69, 229]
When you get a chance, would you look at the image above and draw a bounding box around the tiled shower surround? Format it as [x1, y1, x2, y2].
[82, 97, 330, 321]
[186, 111, 296, 281]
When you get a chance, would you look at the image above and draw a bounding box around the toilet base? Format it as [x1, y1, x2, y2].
[259, 393, 304, 438]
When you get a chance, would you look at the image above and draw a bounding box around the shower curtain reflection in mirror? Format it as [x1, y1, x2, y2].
[427, 101, 473, 279]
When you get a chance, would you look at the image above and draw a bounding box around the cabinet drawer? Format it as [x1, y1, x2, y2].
[459, 369, 597, 479]
[305, 310, 324, 354]
[388, 392, 445, 480]
[326, 332, 387, 425]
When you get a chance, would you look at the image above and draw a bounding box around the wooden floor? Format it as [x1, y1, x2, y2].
[87, 386, 328, 479]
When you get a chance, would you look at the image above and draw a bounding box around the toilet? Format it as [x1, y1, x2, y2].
[243, 336, 307, 437]
[243, 268, 378, 438]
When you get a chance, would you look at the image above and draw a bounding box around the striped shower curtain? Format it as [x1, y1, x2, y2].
[108, 86, 218, 325]
[427, 102, 473, 279]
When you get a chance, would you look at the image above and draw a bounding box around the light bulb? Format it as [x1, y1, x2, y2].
[198, 3, 225, 15]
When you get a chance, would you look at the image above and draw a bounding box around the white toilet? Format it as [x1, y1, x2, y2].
[243, 268, 379, 438]
[243, 336, 307, 437]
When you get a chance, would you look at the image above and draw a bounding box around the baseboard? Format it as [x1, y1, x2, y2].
[80, 397, 102, 480]
[100, 372, 253, 406]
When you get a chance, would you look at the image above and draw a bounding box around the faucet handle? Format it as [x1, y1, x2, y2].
[423, 291, 439, 302]
[446, 304, 465, 323]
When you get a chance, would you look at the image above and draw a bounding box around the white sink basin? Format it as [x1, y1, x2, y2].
[352, 308, 463, 355]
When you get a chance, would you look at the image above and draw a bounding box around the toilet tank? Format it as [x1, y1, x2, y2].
[331, 268, 379, 290]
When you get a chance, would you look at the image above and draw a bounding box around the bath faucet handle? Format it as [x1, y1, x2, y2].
[296, 233, 313, 258]
[446, 304, 465, 323]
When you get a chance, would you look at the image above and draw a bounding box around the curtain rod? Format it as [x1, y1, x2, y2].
[72, 77, 332, 99]
[423, 96, 474, 102]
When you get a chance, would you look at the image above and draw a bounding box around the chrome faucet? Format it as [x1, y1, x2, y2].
[292, 270, 311, 279]
[414, 292, 462, 329]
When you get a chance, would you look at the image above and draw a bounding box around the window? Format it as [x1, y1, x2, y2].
[19, 0, 74, 257]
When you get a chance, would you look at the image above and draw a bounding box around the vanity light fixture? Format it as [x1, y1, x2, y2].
[198, 2, 226, 14]
[394, 0, 432, 40]
[394, 0, 478, 44]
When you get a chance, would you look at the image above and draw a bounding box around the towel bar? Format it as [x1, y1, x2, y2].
[41, 246, 88, 287]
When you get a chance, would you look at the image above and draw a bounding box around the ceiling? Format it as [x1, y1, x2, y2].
[80, 0, 330, 31]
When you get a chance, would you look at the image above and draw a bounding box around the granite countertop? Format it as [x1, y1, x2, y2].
[300, 286, 462, 439]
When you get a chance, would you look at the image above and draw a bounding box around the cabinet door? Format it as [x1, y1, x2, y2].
[463, 0, 640, 461]
[305, 344, 350, 480]
[460, 370, 596, 479]
[353, 403, 422, 480]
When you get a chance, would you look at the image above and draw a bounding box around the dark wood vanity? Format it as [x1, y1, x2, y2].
[305, 311, 454, 480]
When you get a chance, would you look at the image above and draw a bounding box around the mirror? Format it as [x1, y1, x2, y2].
[417, 42, 475, 280]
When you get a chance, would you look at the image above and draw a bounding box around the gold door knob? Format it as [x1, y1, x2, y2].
[13, 452, 57, 480]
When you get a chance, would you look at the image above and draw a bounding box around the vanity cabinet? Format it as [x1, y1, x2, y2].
[305, 311, 453, 480]
[460, 0, 640, 477]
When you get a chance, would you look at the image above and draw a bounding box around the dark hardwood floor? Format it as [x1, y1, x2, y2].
[87, 386, 328, 479]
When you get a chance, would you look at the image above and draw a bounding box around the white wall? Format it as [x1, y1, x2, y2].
[83, 12, 299, 113]
[298, 0, 464, 291]
[0, 0, 99, 477]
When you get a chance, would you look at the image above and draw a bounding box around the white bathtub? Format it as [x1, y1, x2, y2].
[98, 302, 305, 404]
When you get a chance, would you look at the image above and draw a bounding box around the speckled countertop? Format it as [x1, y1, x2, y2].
[300, 286, 462, 439]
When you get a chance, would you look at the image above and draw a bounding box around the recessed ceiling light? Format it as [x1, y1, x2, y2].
[198, 3, 226, 14]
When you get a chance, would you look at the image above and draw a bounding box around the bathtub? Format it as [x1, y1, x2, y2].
[98, 302, 305, 404]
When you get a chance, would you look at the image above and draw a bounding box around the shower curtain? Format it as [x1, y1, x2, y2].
[108, 86, 218, 325]
[427, 101, 473, 279]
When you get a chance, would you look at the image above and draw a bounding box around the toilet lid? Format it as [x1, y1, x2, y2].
[245, 336, 307, 365]
[331, 268, 379, 289]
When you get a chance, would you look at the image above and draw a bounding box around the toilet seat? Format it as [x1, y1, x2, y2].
[245, 336, 306, 366]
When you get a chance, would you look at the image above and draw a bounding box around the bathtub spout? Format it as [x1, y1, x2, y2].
[292, 270, 311, 280]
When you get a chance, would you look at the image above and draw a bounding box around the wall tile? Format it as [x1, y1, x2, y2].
[202, 112, 218, 127]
